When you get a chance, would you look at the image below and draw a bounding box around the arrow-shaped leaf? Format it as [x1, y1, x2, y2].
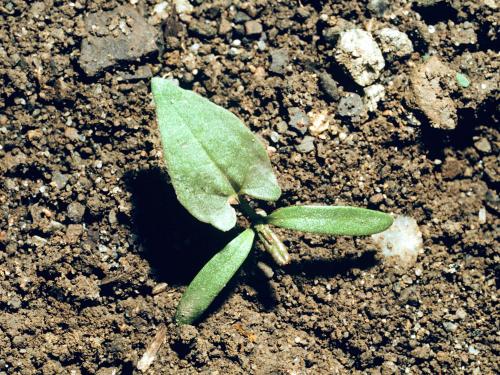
[175, 229, 255, 325]
[151, 78, 281, 231]
[265, 206, 393, 236]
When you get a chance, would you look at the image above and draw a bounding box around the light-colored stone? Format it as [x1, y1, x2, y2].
[335, 29, 385, 86]
[364, 84, 385, 112]
[375, 27, 414, 59]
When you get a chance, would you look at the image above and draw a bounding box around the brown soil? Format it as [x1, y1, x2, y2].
[0, 1, 498, 374]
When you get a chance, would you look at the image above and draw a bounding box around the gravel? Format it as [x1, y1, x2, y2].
[335, 29, 385, 86]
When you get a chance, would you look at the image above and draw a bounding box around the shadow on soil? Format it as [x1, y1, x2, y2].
[124, 167, 239, 286]
[284, 250, 379, 278]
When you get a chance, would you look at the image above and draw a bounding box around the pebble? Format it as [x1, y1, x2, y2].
[296, 136, 315, 153]
[79, 5, 159, 76]
[189, 20, 217, 38]
[152, 283, 168, 295]
[455, 308, 467, 320]
[409, 56, 457, 130]
[335, 29, 385, 86]
[67, 202, 86, 223]
[364, 84, 385, 112]
[368, 0, 390, 15]
[31, 235, 48, 247]
[269, 49, 289, 75]
[52, 171, 68, 189]
[174, 0, 193, 15]
[218, 17, 232, 35]
[443, 321, 458, 332]
[269, 131, 280, 143]
[318, 72, 340, 101]
[338, 93, 364, 117]
[468, 345, 479, 355]
[375, 27, 414, 60]
[234, 11, 251, 23]
[478, 207, 486, 224]
[308, 109, 330, 136]
[245, 20, 263, 36]
[288, 107, 309, 134]
[372, 215, 423, 266]
[474, 138, 491, 153]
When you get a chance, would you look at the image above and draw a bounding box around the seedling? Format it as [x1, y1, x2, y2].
[151, 77, 393, 325]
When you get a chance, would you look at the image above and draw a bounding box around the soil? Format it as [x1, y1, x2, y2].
[0, 1, 498, 374]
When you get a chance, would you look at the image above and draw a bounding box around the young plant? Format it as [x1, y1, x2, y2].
[151, 77, 393, 325]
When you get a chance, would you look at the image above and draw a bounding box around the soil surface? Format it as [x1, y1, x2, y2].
[0, 1, 498, 374]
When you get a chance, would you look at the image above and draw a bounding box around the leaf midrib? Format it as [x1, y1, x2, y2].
[173, 103, 244, 196]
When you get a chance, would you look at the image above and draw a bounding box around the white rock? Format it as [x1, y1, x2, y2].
[175, 0, 193, 15]
[372, 215, 423, 266]
[335, 29, 385, 86]
[478, 207, 486, 224]
[308, 109, 330, 136]
[364, 84, 385, 112]
[375, 27, 414, 59]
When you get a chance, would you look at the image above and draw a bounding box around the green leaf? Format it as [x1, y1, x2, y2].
[175, 229, 255, 325]
[266, 206, 393, 236]
[151, 78, 281, 231]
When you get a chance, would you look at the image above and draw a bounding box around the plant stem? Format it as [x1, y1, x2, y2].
[254, 224, 290, 266]
[238, 197, 263, 224]
[238, 197, 291, 266]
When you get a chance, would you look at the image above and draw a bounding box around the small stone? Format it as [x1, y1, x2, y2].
[48, 220, 65, 232]
[8, 296, 22, 310]
[178, 325, 198, 344]
[288, 107, 309, 134]
[411, 344, 431, 360]
[468, 345, 479, 355]
[372, 215, 423, 266]
[189, 20, 217, 38]
[296, 136, 315, 153]
[455, 308, 467, 320]
[368, 0, 390, 15]
[64, 127, 79, 141]
[338, 93, 364, 117]
[152, 283, 168, 295]
[276, 119, 288, 134]
[474, 138, 491, 153]
[441, 157, 465, 180]
[174, 0, 193, 15]
[66, 224, 83, 244]
[79, 5, 159, 76]
[31, 235, 48, 247]
[375, 28, 414, 60]
[245, 20, 262, 36]
[269, 49, 289, 75]
[370, 193, 384, 205]
[364, 84, 385, 112]
[108, 210, 117, 225]
[408, 56, 457, 130]
[234, 11, 251, 23]
[218, 17, 232, 35]
[52, 171, 68, 189]
[269, 131, 280, 143]
[478, 207, 487, 224]
[443, 321, 458, 332]
[455, 72, 470, 88]
[318, 72, 340, 101]
[308, 109, 330, 136]
[335, 29, 385, 86]
[67, 202, 86, 223]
